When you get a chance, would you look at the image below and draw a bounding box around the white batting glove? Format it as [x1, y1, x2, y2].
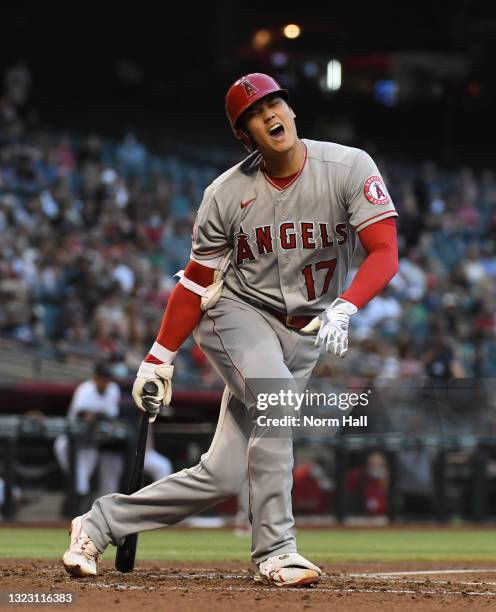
[132, 362, 174, 423]
[301, 298, 358, 358]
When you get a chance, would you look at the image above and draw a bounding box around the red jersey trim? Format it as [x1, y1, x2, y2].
[355, 210, 398, 231]
[262, 141, 307, 191]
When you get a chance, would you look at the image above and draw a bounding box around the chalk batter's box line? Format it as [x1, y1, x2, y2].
[109, 568, 496, 581]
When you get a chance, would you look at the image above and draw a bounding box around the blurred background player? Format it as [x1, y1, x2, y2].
[53, 362, 123, 513]
[54, 361, 172, 514]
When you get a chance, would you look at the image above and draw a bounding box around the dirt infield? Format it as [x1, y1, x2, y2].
[2, 561, 496, 611]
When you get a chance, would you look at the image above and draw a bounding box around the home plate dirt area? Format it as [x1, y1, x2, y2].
[2, 561, 496, 611]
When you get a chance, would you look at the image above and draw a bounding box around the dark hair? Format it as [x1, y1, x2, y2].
[94, 361, 113, 378]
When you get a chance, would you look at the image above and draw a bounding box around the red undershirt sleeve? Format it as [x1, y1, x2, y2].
[145, 260, 215, 363]
[340, 218, 399, 310]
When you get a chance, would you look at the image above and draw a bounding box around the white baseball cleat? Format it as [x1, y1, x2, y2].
[62, 514, 102, 577]
[255, 552, 322, 587]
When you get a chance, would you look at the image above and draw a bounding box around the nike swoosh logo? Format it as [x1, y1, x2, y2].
[241, 197, 257, 209]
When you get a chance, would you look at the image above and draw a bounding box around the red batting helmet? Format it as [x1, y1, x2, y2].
[225, 73, 288, 149]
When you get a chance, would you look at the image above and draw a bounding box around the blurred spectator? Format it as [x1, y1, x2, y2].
[455, 168, 480, 231]
[293, 462, 335, 515]
[93, 289, 129, 343]
[396, 183, 424, 249]
[116, 131, 147, 181]
[162, 219, 193, 276]
[291, 447, 335, 515]
[4, 59, 31, 110]
[397, 443, 434, 517]
[422, 334, 465, 378]
[354, 286, 402, 340]
[390, 249, 427, 301]
[345, 451, 389, 517]
[397, 341, 424, 378]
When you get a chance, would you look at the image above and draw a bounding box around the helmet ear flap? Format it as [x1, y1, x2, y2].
[235, 128, 254, 152]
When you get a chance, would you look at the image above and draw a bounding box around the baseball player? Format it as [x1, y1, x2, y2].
[54, 362, 173, 514]
[63, 73, 398, 587]
[54, 362, 123, 510]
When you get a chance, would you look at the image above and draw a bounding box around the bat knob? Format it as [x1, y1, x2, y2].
[143, 381, 159, 395]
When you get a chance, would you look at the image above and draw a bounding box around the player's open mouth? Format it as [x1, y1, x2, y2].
[268, 123, 285, 140]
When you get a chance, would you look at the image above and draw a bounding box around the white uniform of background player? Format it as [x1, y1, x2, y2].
[54, 364, 172, 500]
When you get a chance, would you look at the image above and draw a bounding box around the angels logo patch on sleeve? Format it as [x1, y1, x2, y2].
[363, 175, 390, 205]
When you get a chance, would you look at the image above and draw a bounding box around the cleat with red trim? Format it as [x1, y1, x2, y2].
[62, 514, 102, 577]
[254, 552, 321, 587]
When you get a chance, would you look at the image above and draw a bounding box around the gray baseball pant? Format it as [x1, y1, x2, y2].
[84, 292, 319, 565]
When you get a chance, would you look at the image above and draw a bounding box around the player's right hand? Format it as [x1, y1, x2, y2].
[132, 362, 174, 423]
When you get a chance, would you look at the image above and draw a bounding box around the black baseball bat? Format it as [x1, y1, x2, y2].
[115, 380, 158, 572]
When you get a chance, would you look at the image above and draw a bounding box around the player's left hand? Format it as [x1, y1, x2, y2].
[301, 298, 357, 358]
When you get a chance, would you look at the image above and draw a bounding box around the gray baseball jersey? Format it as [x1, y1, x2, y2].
[191, 139, 397, 315]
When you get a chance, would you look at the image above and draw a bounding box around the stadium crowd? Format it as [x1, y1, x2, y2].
[0, 65, 495, 390]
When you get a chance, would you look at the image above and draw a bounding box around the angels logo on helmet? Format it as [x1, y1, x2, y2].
[241, 79, 259, 98]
